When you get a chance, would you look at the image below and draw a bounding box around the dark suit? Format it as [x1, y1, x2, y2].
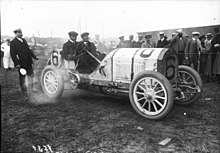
[170, 35, 187, 65]
[157, 39, 169, 48]
[76, 41, 100, 73]
[185, 38, 199, 70]
[61, 40, 79, 60]
[10, 37, 37, 91]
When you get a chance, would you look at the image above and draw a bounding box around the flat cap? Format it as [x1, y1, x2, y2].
[13, 28, 22, 34]
[192, 32, 200, 35]
[68, 31, 78, 36]
[145, 34, 152, 38]
[159, 32, 164, 35]
[81, 32, 89, 37]
[119, 36, 124, 39]
[206, 33, 212, 36]
[176, 29, 183, 33]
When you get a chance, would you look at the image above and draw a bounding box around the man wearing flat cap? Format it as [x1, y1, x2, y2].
[117, 36, 126, 48]
[157, 32, 169, 48]
[61, 31, 79, 69]
[184, 32, 200, 70]
[141, 34, 156, 48]
[76, 32, 104, 73]
[169, 29, 188, 65]
[10, 28, 38, 93]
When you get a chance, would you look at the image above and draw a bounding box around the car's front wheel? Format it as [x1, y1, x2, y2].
[175, 65, 203, 105]
[129, 71, 174, 120]
[41, 65, 64, 99]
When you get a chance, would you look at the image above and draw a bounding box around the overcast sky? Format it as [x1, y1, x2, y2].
[1, 0, 220, 40]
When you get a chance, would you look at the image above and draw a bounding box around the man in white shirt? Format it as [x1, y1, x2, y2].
[1, 39, 14, 70]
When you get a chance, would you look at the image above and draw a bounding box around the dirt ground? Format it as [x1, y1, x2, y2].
[1, 57, 220, 153]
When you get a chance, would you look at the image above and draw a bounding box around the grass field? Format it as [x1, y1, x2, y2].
[1, 57, 220, 153]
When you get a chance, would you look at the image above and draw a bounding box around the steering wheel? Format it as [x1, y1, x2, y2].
[75, 42, 88, 56]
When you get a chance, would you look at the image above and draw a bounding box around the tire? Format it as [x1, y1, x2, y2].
[175, 65, 203, 105]
[41, 65, 64, 99]
[129, 71, 174, 120]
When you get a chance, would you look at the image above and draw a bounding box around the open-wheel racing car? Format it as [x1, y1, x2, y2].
[41, 43, 203, 120]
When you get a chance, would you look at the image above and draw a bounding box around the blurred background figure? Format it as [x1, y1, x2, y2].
[171, 33, 177, 39]
[126, 35, 137, 48]
[136, 35, 144, 48]
[157, 32, 169, 48]
[184, 35, 190, 42]
[205, 33, 213, 50]
[141, 34, 156, 48]
[185, 31, 200, 71]
[1, 39, 14, 70]
[116, 36, 126, 48]
[94, 34, 107, 53]
[212, 27, 220, 82]
[198, 35, 208, 79]
[170, 29, 187, 65]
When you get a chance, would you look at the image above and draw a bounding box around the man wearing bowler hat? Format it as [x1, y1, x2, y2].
[10, 28, 38, 93]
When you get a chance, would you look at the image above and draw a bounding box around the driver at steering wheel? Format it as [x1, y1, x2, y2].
[76, 32, 103, 73]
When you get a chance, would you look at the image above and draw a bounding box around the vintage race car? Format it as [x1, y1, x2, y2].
[41, 45, 203, 120]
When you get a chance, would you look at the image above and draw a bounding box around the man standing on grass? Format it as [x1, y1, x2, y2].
[10, 29, 38, 93]
[185, 32, 200, 71]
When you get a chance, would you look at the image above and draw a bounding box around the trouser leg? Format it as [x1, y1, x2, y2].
[27, 69, 34, 92]
[193, 54, 199, 71]
[19, 71, 27, 91]
[178, 51, 184, 65]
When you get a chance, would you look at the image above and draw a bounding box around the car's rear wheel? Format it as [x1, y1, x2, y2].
[175, 65, 203, 105]
[41, 65, 64, 99]
[129, 71, 174, 120]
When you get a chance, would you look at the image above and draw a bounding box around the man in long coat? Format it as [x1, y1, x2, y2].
[185, 32, 200, 71]
[170, 29, 188, 65]
[10, 29, 38, 93]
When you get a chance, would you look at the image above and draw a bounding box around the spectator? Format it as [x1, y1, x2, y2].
[171, 33, 177, 39]
[141, 34, 156, 48]
[185, 31, 200, 71]
[116, 36, 126, 48]
[10, 29, 38, 93]
[199, 35, 208, 76]
[212, 27, 220, 81]
[205, 33, 213, 50]
[1, 39, 14, 70]
[170, 29, 187, 65]
[126, 35, 137, 48]
[157, 32, 169, 48]
[136, 36, 144, 48]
